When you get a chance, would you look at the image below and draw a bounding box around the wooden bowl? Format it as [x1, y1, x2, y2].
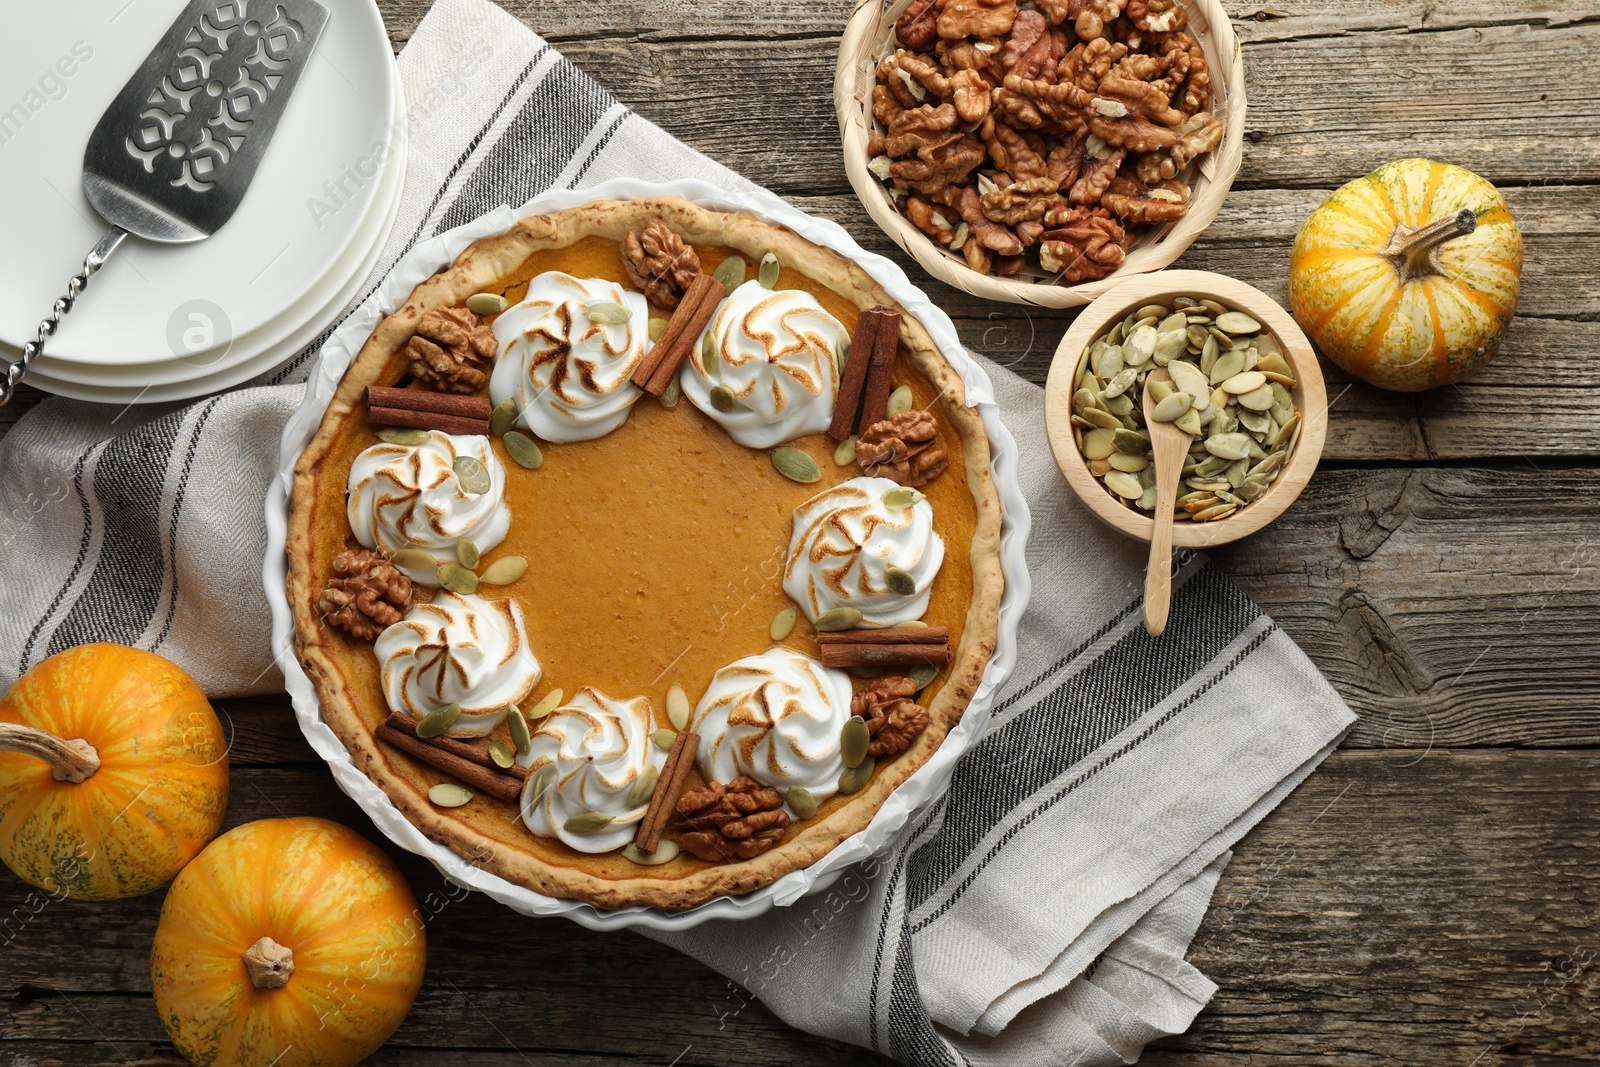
[1043, 270, 1327, 547]
[833, 0, 1247, 308]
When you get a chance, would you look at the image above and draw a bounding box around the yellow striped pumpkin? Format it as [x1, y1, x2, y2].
[0, 644, 228, 899]
[151, 817, 426, 1067]
[1289, 159, 1522, 392]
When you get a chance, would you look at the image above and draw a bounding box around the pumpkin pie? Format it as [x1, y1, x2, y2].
[287, 196, 1003, 910]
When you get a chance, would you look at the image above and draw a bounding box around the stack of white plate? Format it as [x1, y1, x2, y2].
[0, 0, 404, 404]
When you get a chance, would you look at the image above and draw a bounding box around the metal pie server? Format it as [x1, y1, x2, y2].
[0, 0, 329, 405]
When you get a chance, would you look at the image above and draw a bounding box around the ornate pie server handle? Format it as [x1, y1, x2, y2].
[1, 229, 130, 407]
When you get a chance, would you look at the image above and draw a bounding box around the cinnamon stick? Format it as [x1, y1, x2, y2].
[634, 730, 700, 853]
[632, 274, 727, 396]
[375, 723, 523, 803]
[818, 643, 951, 669]
[815, 626, 949, 646]
[856, 306, 903, 432]
[384, 711, 528, 781]
[366, 386, 492, 434]
[829, 308, 887, 441]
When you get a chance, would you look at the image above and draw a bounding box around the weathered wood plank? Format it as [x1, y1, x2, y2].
[6, 752, 1598, 1065]
[1225, 0, 1600, 43]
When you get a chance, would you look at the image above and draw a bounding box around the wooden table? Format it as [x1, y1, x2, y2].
[4, 1, 1598, 1063]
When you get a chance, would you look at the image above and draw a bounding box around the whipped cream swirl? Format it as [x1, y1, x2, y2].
[783, 475, 945, 627]
[347, 431, 510, 586]
[489, 272, 650, 442]
[680, 280, 848, 448]
[691, 646, 854, 802]
[519, 687, 665, 853]
[374, 592, 542, 734]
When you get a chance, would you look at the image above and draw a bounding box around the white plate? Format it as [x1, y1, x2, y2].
[263, 178, 1034, 932]
[24, 78, 406, 393]
[20, 135, 402, 403]
[0, 0, 397, 365]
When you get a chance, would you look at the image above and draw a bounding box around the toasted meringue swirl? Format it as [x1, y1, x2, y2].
[347, 432, 510, 586]
[374, 592, 542, 733]
[782, 475, 945, 627]
[680, 280, 848, 448]
[489, 272, 650, 442]
[691, 646, 854, 802]
[519, 688, 665, 853]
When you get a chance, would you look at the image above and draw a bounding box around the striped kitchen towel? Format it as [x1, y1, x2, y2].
[0, 0, 1355, 1063]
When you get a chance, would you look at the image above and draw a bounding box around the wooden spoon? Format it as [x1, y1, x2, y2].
[1140, 367, 1195, 636]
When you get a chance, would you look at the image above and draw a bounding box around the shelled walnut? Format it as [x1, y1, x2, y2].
[407, 306, 496, 394]
[319, 549, 412, 641]
[871, 0, 1224, 284]
[621, 222, 702, 309]
[677, 776, 792, 862]
[852, 676, 932, 758]
[857, 409, 949, 487]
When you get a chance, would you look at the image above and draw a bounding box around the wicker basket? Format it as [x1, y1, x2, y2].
[834, 0, 1247, 308]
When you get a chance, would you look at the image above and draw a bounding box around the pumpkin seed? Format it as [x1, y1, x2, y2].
[667, 684, 691, 731]
[479, 555, 528, 585]
[1102, 368, 1139, 399]
[1134, 304, 1170, 321]
[1237, 384, 1276, 412]
[772, 446, 821, 483]
[378, 427, 430, 446]
[1109, 451, 1149, 472]
[467, 292, 508, 316]
[623, 840, 681, 865]
[884, 566, 916, 596]
[786, 786, 819, 820]
[910, 663, 939, 690]
[886, 385, 914, 416]
[1082, 427, 1116, 460]
[758, 252, 781, 289]
[1105, 470, 1144, 498]
[429, 783, 473, 808]
[650, 728, 678, 751]
[834, 435, 858, 465]
[702, 331, 721, 375]
[503, 431, 544, 470]
[882, 486, 925, 508]
[1214, 311, 1261, 334]
[815, 606, 863, 632]
[488, 740, 516, 769]
[1123, 325, 1156, 365]
[528, 688, 565, 720]
[1092, 344, 1125, 379]
[660, 374, 682, 408]
[489, 397, 519, 437]
[1204, 433, 1253, 461]
[649, 316, 670, 341]
[1151, 392, 1192, 422]
[453, 455, 491, 494]
[1175, 407, 1204, 436]
[846, 665, 884, 679]
[508, 705, 532, 756]
[437, 563, 480, 594]
[1167, 360, 1208, 401]
[1208, 349, 1245, 385]
[838, 756, 876, 795]
[584, 301, 631, 325]
[1103, 391, 1135, 416]
[456, 538, 480, 569]
[416, 703, 463, 738]
[709, 384, 737, 412]
[565, 811, 616, 834]
[713, 255, 747, 290]
[1082, 407, 1122, 431]
[1220, 371, 1267, 395]
[771, 607, 798, 641]
[626, 765, 660, 809]
[1147, 378, 1175, 404]
[840, 716, 871, 768]
[1112, 428, 1147, 454]
[1152, 329, 1188, 366]
[389, 548, 436, 571]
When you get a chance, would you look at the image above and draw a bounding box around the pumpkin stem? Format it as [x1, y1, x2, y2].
[1384, 207, 1477, 283]
[0, 722, 100, 783]
[243, 936, 295, 990]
